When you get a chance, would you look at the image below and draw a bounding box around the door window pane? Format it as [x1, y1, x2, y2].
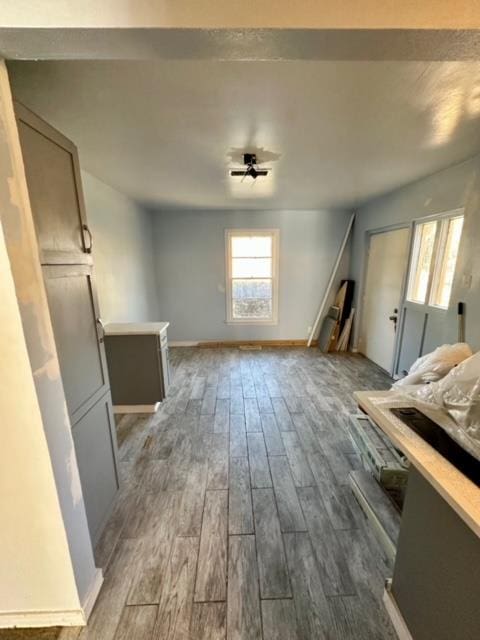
[430, 216, 464, 308]
[407, 221, 437, 303]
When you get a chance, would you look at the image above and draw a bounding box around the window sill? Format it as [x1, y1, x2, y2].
[226, 319, 278, 326]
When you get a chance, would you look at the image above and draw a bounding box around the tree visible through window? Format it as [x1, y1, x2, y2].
[226, 229, 279, 323]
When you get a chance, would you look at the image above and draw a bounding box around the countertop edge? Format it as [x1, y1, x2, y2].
[354, 390, 480, 539]
[104, 321, 170, 336]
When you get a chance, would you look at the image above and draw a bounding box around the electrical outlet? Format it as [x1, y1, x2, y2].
[307, 326, 312, 334]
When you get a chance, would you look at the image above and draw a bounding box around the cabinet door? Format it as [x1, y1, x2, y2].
[72, 392, 119, 543]
[43, 264, 110, 424]
[105, 335, 163, 405]
[15, 101, 92, 264]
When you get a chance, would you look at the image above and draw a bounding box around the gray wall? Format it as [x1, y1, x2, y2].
[150, 208, 351, 342]
[350, 155, 480, 350]
[82, 172, 160, 322]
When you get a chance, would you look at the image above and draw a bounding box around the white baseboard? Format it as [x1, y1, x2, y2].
[0, 608, 86, 628]
[0, 568, 104, 629]
[82, 568, 103, 621]
[114, 402, 160, 414]
[383, 582, 413, 640]
[169, 341, 199, 347]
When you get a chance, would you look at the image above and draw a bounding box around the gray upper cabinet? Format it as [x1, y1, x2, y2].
[15, 102, 92, 264]
[15, 101, 119, 544]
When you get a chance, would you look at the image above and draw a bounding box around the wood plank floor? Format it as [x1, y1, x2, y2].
[15, 347, 397, 640]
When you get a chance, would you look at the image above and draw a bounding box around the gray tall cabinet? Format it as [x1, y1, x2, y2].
[15, 102, 120, 544]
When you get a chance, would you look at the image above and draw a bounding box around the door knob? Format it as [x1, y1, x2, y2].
[389, 313, 398, 332]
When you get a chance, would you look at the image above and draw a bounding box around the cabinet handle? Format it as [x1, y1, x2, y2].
[83, 224, 93, 253]
[96, 318, 105, 342]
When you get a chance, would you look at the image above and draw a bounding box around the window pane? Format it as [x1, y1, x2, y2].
[233, 298, 272, 319]
[431, 216, 464, 308]
[232, 279, 272, 300]
[232, 257, 272, 278]
[231, 235, 272, 258]
[407, 221, 437, 303]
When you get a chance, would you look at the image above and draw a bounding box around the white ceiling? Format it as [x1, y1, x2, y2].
[8, 60, 480, 210]
[2, 1, 480, 29]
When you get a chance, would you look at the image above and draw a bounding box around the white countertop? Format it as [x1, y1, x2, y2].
[104, 321, 169, 336]
[355, 390, 480, 538]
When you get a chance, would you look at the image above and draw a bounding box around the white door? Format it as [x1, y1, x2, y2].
[396, 212, 464, 376]
[359, 227, 410, 373]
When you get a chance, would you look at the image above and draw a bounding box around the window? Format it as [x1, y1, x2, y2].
[430, 215, 464, 308]
[226, 229, 279, 323]
[407, 220, 437, 304]
[406, 213, 464, 309]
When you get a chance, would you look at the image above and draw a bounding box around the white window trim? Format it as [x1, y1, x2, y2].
[225, 228, 279, 325]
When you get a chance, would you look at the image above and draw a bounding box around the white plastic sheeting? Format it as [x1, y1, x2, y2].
[393, 343, 472, 387]
[393, 350, 480, 461]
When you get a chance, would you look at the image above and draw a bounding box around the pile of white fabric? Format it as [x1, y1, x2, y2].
[393, 343, 472, 388]
[393, 344, 480, 460]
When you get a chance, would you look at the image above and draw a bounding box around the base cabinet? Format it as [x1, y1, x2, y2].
[105, 335, 163, 406]
[104, 324, 170, 410]
[390, 468, 480, 640]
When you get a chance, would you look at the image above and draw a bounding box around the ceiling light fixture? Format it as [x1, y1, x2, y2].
[230, 153, 270, 181]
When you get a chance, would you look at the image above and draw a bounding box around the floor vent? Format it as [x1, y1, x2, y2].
[239, 345, 263, 351]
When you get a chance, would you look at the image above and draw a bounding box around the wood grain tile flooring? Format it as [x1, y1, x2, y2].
[49, 347, 397, 640]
